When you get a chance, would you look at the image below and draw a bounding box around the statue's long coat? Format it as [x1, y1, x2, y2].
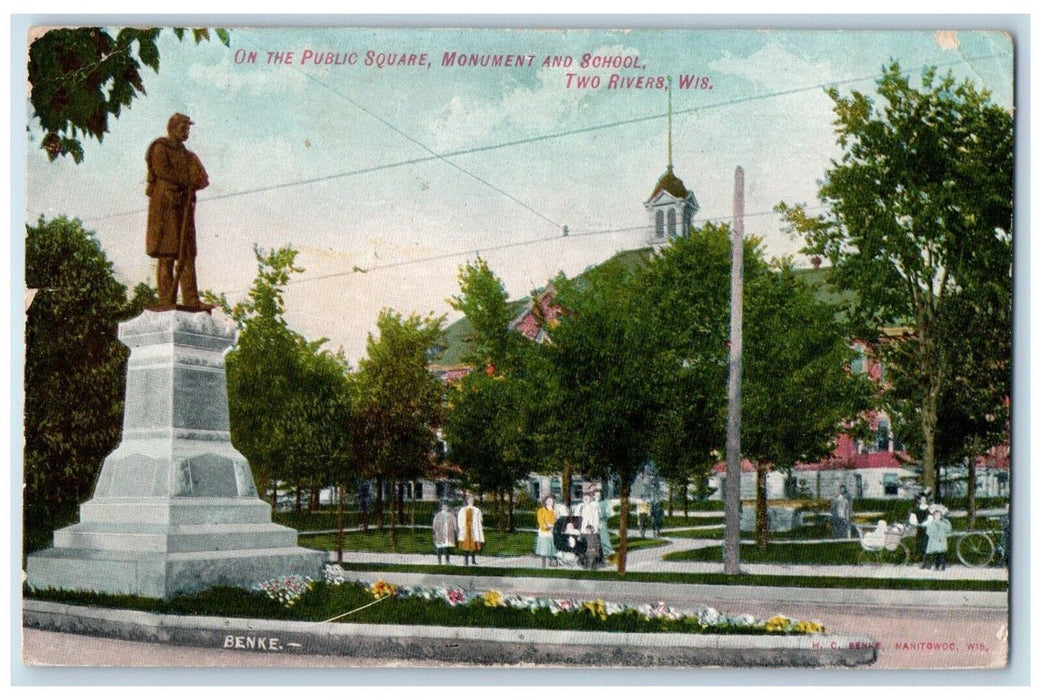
[146, 137, 209, 258]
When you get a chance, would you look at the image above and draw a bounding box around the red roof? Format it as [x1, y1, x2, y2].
[647, 167, 690, 200]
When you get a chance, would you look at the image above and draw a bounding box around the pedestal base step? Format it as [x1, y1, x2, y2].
[26, 546, 325, 600]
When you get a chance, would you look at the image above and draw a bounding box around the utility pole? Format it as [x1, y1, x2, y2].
[723, 166, 745, 575]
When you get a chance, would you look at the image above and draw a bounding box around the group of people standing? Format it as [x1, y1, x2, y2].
[535, 488, 615, 568]
[431, 495, 484, 566]
[833, 483, 953, 569]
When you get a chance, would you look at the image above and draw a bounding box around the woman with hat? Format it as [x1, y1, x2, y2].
[535, 496, 558, 567]
[923, 503, 952, 571]
[909, 488, 933, 563]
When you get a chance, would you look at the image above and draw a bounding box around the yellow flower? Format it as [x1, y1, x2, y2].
[795, 620, 825, 634]
[482, 590, 504, 607]
[369, 579, 397, 600]
[582, 599, 607, 621]
[765, 615, 790, 632]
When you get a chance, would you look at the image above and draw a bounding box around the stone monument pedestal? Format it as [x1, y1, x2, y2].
[27, 311, 324, 599]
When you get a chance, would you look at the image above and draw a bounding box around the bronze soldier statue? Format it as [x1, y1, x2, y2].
[146, 113, 214, 311]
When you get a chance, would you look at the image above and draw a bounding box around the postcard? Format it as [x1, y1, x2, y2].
[17, 23, 1016, 674]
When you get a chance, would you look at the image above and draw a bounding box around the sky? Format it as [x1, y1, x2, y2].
[22, 26, 1015, 363]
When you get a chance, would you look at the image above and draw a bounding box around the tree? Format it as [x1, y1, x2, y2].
[24, 216, 147, 531]
[741, 264, 873, 548]
[353, 310, 445, 544]
[641, 224, 744, 517]
[214, 245, 356, 516]
[886, 284, 1010, 523]
[28, 27, 230, 162]
[779, 61, 1013, 490]
[444, 259, 551, 530]
[215, 245, 308, 504]
[547, 257, 671, 575]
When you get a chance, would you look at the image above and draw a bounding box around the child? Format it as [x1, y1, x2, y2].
[863, 519, 888, 549]
[923, 503, 952, 571]
[582, 524, 601, 569]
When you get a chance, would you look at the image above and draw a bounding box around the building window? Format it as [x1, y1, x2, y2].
[655, 210, 665, 238]
[876, 419, 891, 452]
[883, 473, 900, 496]
[851, 352, 866, 374]
[667, 209, 677, 236]
[550, 477, 562, 498]
[414, 481, 423, 501]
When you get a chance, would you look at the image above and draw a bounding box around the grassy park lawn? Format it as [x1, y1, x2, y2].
[665, 527, 726, 539]
[665, 541, 873, 566]
[331, 563, 1007, 592]
[298, 529, 669, 556]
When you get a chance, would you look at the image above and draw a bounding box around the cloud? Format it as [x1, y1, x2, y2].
[187, 60, 308, 98]
[426, 43, 644, 153]
[709, 41, 836, 93]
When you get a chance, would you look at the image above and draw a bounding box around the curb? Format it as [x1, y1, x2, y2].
[23, 599, 877, 668]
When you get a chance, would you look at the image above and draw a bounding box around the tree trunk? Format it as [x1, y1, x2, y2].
[617, 477, 630, 575]
[309, 480, 319, 513]
[375, 476, 385, 531]
[507, 488, 515, 532]
[336, 484, 344, 563]
[360, 480, 369, 532]
[967, 454, 978, 530]
[682, 479, 690, 521]
[561, 462, 573, 514]
[667, 482, 675, 518]
[755, 466, 769, 551]
[271, 481, 278, 511]
[396, 480, 405, 525]
[390, 480, 400, 551]
[920, 349, 941, 491]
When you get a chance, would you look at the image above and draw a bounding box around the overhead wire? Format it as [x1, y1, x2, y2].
[82, 51, 1004, 227]
[70, 47, 1004, 293]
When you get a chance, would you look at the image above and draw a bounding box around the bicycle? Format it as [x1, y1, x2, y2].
[956, 516, 1009, 568]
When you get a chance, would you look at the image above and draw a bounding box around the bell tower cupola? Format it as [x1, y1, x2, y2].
[644, 77, 699, 246]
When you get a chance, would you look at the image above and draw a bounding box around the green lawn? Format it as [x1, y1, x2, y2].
[332, 563, 1007, 592]
[665, 541, 874, 566]
[276, 508, 537, 533]
[666, 527, 726, 539]
[300, 529, 668, 556]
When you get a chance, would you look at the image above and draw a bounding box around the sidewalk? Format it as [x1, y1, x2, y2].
[321, 535, 1008, 582]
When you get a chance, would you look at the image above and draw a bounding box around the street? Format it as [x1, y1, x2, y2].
[20, 596, 1006, 671]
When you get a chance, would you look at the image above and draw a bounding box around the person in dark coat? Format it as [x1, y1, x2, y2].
[146, 113, 212, 310]
[910, 488, 933, 562]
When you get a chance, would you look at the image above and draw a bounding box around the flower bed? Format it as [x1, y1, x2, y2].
[245, 565, 826, 636]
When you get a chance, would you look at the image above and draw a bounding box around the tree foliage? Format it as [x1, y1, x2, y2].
[547, 255, 671, 574]
[778, 61, 1013, 489]
[353, 310, 445, 533]
[641, 224, 750, 497]
[214, 246, 353, 508]
[443, 260, 554, 529]
[742, 263, 874, 546]
[28, 26, 230, 162]
[24, 216, 146, 526]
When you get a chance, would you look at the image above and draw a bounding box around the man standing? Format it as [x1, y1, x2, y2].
[432, 500, 457, 565]
[146, 113, 213, 311]
[456, 494, 484, 566]
[831, 485, 852, 539]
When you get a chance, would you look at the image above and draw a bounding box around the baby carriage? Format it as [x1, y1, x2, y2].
[854, 520, 911, 566]
[552, 515, 603, 569]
